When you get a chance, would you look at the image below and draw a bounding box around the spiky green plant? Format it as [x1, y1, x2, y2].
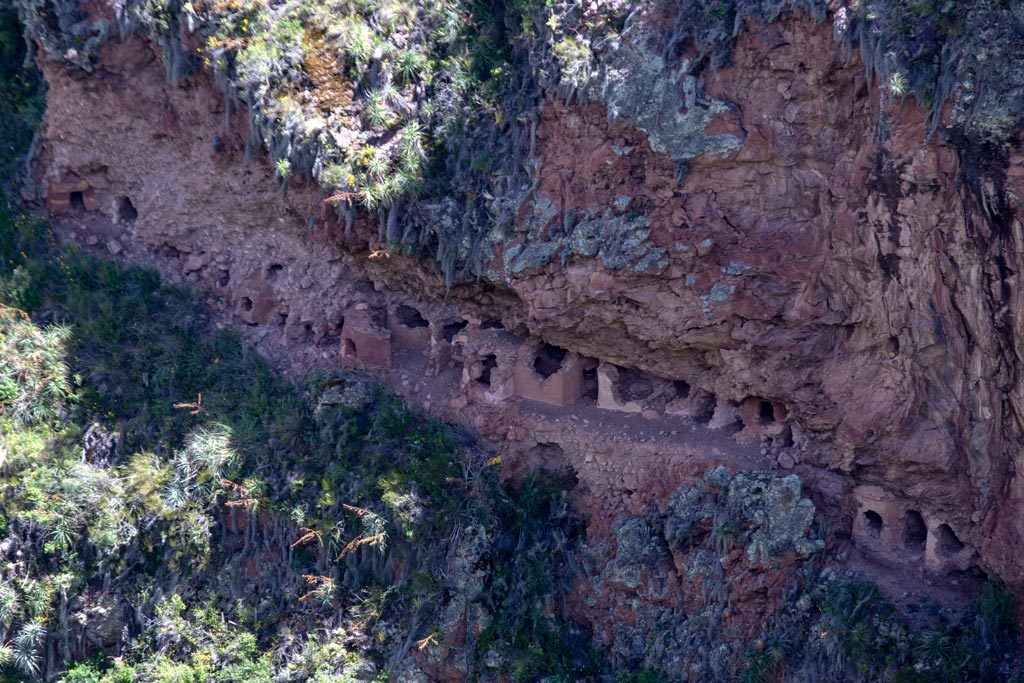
[0, 308, 72, 427]
[360, 181, 380, 211]
[377, 177, 402, 209]
[274, 158, 292, 180]
[363, 91, 394, 129]
[49, 515, 76, 550]
[395, 49, 424, 84]
[17, 579, 47, 619]
[11, 621, 43, 677]
[365, 148, 388, 181]
[398, 121, 425, 171]
[183, 424, 235, 479]
[378, 82, 399, 107]
[333, 16, 373, 70]
[0, 583, 18, 626]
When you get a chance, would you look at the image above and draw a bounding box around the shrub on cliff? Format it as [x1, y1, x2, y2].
[0, 305, 72, 428]
[742, 569, 1022, 683]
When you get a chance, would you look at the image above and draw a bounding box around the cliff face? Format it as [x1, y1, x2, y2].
[27, 0, 1024, 666]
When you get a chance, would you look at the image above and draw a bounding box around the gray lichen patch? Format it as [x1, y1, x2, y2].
[315, 380, 374, 412]
[505, 202, 667, 277]
[699, 282, 736, 317]
[722, 260, 750, 276]
[584, 466, 823, 674]
[582, 38, 742, 163]
[605, 518, 665, 591]
[565, 211, 664, 271]
[524, 194, 559, 239]
[664, 466, 824, 567]
[503, 195, 563, 275]
[19, 0, 108, 72]
[505, 241, 561, 276]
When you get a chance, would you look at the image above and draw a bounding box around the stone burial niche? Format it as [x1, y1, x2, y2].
[851, 485, 974, 572]
[46, 178, 100, 215]
[340, 303, 392, 370]
[514, 341, 585, 407]
[388, 302, 431, 351]
[457, 327, 519, 404]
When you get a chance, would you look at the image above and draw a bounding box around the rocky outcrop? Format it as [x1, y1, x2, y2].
[25, 0, 1024, 664]
[579, 467, 823, 676]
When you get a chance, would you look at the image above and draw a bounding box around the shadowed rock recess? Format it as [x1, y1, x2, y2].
[7, 0, 1024, 679]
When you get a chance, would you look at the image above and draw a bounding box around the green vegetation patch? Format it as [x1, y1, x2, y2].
[742, 570, 1023, 683]
[0, 207, 599, 680]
